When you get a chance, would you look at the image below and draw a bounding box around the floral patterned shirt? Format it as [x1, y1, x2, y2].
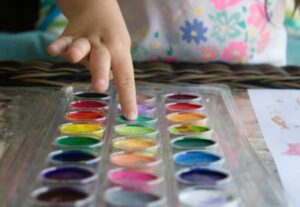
[118, 0, 286, 65]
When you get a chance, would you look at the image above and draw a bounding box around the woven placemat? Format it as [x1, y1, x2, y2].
[0, 61, 300, 88]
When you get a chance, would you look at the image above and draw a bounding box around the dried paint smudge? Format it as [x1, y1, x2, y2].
[271, 115, 288, 129]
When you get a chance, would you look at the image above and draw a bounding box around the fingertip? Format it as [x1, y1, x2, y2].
[93, 79, 108, 92]
[124, 110, 138, 121]
[67, 48, 82, 63]
[47, 44, 60, 56]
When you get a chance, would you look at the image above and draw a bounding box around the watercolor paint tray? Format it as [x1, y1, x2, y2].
[0, 83, 288, 207]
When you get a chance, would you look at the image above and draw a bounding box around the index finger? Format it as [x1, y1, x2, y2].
[111, 52, 137, 120]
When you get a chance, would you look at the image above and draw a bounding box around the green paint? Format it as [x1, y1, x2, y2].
[117, 115, 155, 124]
[172, 136, 216, 149]
[55, 136, 101, 148]
[169, 125, 210, 135]
[115, 124, 157, 136]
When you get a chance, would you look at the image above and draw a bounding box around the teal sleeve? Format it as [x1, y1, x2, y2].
[0, 31, 63, 62]
[287, 36, 300, 66]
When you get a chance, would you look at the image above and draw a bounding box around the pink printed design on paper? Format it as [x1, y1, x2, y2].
[283, 143, 300, 156]
[221, 41, 248, 63]
[247, 2, 267, 28]
[199, 46, 218, 62]
[210, 0, 241, 10]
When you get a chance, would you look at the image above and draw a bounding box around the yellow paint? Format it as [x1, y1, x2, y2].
[113, 138, 157, 152]
[60, 123, 104, 137]
[167, 113, 207, 124]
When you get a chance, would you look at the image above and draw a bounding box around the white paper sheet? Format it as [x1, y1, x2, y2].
[248, 89, 300, 207]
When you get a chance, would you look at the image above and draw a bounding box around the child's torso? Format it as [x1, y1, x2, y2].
[118, 0, 286, 65]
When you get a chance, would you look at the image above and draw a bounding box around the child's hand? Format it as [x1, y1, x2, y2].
[48, 0, 137, 120]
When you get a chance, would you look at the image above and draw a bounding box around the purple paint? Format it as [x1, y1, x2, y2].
[119, 103, 155, 116]
[42, 166, 94, 181]
[137, 104, 155, 114]
[177, 168, 229, 186]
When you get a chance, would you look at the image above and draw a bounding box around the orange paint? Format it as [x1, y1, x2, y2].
[111, 152, 158, 168]
[167, 112, 207, 124]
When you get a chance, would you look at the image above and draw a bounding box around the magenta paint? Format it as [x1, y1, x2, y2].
[70, 100, 107, 110]
[165, 93, 200, 101]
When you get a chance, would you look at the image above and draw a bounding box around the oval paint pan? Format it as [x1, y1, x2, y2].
[105, 187, 165, 207]
[176, 168, 231, 186]
[108, 168, 163, 193]
[168, 124, 212, 138]
[166, 112, 208, 124]
[113, 137, 159, 153]
[118, 103, 156, 116]
[40, 166, 97, 191]
[75, 92, 110, 100]
[115, 124, 158, 138]
[54, 136, 102, 149]
[179, 187, 239, 207]
[137, 103, 156, 116]
[136, 93, 156, 103]
[171, 136, 217, 150]
[165, 102, 204, 112]
[31, 186, 94, 207]
[110, 151, 161, 169]
[65, 110, 106, 124]
[165, 92, 200, 102]
[117, 115, 157, 125]
[48, 150, 100, 168]
[60, 123, 104, 138]
[173, 151, 224, 168]
[70, 100, 108, 111]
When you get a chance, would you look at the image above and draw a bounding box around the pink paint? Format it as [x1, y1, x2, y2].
[70, 101, 107, 110]
[108, 169, 159, 193]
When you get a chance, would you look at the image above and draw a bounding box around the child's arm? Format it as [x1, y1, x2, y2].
[48, 0, 137, 120]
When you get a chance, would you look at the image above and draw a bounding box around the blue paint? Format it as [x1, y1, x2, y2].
[173, 151, 221, 166]
[51, 150, 96, 162]
[177, 168, 229, 185]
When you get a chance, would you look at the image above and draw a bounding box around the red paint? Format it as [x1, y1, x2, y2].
[70, 101, 107, 110]
[66, 111, 106, 121]
[166, 102, 203, 112]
